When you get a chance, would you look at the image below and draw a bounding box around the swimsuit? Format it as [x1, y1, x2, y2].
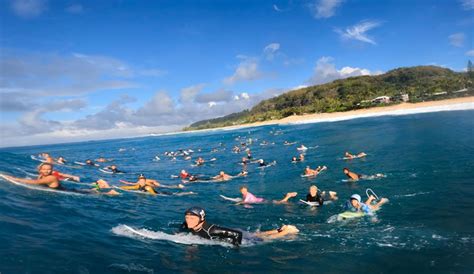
[243, 192, 265, 203]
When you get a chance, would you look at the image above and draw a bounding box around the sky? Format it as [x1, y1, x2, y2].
[0, 0, 473, 148]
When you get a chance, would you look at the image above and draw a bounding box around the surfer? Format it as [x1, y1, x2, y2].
[305, 185, 338, 206]
[96, 157, 112, 163]
[304, 166, 326, 177]
[212, 171, 234, 181]
[344, 152, 367, 159]
[91, 179, 120, 195]
[180, 207, 299, 246]
[291, 154, 305, 163]
[2, 163, 63, 189]
[120, 174, 184, 192]
[239, 186, 297, 204]
[195, 157, 205, 166]
[345, 194, 389, 214]
[342, 168, 384, 181]
[85, 159, 99, 167]
[104, 165, 125, 174]
[56, 156, 67, 164]
[297, 145, 308, 151]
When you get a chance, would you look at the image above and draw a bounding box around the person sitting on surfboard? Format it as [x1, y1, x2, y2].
[306, 185, 338, 206]
[2, 163, 63, 189]
[345, 194, 389, 214]
[180, 207, 299, 246]
[344, 152, 367, 159]
[304, 166, 326, 177]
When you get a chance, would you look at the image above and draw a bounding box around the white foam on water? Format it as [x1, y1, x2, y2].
[111, 225, 234, 247]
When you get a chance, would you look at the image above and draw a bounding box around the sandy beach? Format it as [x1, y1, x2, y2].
[193, 96, 474, 132]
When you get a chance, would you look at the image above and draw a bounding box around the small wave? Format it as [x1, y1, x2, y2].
[111, 225, 234, 247]
[394, 192, 431, 198]
[108, 263, 154, 274]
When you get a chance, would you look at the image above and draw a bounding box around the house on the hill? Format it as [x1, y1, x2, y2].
[371, 96, 391, 104]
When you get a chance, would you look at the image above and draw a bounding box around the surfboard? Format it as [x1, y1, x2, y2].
[337, 211, 365, 220]
[30, 155, 47, 163]
[99, 168, 114, 174]
[299, 199, 320, 206]
[220, 195, 243, 202]
[301, 166, 327, 177]
[257, 161, 277, 169]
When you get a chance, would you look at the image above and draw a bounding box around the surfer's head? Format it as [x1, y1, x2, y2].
[37, 162, 53, 176]
[185, 207, 206, 230]
[240, 186, 248, 196]
[343, 168, 350, 174]
[309, 185, 318, 196]
[138, 174, 146, 184]
[350, 194, 362, 207]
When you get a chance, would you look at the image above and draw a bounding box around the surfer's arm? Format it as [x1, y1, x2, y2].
[5, 175, 54, 185]
[149, 180, 160, 187]
[59, 172, 80, 181]
[119, 180, 135, 185]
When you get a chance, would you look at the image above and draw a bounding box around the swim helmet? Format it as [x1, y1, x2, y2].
[185, 207, 206, 221]
[350, 194, 361, 203]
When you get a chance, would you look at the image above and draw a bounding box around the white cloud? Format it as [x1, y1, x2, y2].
[208, 101, 217, 108]
[195, 89, 233, 103]
[0, 50, 152, 97]
[273, 4, 282, 12]
[466, 49, 474, 56]
[336, 20, 381, 45]
[179, 84, 206, 103]
[10, 0, 47, 18]
[449, 33, 465, 47]
[240, 92, 250, 100]
[460, 0, 474, 10]
[308, 56, 377, 85]
[263, 43, 281, 60]
[65, 3, 83, 14]
[223, 57, 262, 85]
[310, 0, 343, 19]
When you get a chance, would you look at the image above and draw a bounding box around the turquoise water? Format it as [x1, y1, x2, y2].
[0, 110, 473, 273]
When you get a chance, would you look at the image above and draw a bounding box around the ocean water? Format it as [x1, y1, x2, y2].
[0, 110, 473, 274]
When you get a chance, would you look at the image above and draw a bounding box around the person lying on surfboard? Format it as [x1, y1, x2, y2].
[120, 174, 184, 193]
[96, 157, 112, 163]
[56, 156, 67, 165]
[103, 165, 125, 174]
[304, 166, 326, 177]
[239, 186, 297, 204]
[291, 154, 305, 163]
[2, 163, 63, 190]
[212, 171, 244, 181]
[180, 207, 299, 246]
[343, 167, 362, 180]
[305, 185, 338, 206]
[344, 152, 367, 159]
[85, 159, 100, 167]
[345, 194, 389, 214]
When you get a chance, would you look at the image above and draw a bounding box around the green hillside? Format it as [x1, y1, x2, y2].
[184, 66, 473, 131]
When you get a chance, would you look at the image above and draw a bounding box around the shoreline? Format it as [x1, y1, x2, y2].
[185, 96, 474, 133]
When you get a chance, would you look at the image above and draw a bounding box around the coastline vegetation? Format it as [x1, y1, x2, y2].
[184, 65, 474, 131]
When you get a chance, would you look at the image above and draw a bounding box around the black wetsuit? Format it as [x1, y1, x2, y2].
[180, 221, 243, 246]
[306, 192, 324, 206]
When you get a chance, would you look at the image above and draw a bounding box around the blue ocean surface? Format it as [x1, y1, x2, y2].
[0, 110, 473, 273]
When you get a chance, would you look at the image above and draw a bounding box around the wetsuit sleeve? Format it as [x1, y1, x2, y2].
[209, 225, 243, 246]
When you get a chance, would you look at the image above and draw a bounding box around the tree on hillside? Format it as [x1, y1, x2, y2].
[468, 60, 474, 80]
